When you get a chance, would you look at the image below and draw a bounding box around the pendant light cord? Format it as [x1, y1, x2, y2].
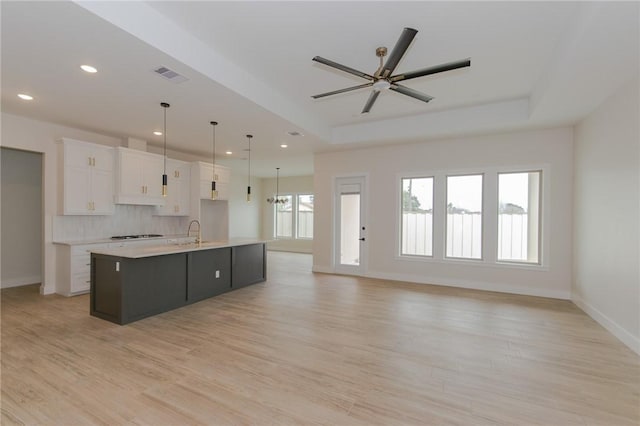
[160, 102, 170, 174]
[211, 121, 217, 177]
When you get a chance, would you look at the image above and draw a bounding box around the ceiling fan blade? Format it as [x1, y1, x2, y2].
[379, 27, 418, 78]
[390, 84, 434, 103]
[361, 90, 381, 114]
[311, 82, 373, 99]
[312, 56, 374, 81]
[390, 58, 471, 83]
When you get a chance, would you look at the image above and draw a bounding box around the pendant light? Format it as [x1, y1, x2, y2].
[267, 167, 285, 240]
[266, 168, 285, 204]
[246, 134, 253, 202]
[160, 102, 170, 197]
[210, 121, 218, 200]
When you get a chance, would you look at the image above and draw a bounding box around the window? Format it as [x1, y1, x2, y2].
[275, 195, 293, 238]
[498, 171, 541, 263]
[297, 194, 314, 239]
[446, 174, 483, 259]
[401, 177, 433, 256]
[274, 193, 314, 240]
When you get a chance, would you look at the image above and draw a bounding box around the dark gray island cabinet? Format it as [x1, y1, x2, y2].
[90, 240, 266, 325]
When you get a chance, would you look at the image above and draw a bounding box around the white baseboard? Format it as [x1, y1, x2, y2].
[367, 270, 571, 300]
[310, 266, 570, 299]
[312, 265, 333, 274]
[572, 296, 640, 355]
[268, 247, 313, 254]
[1, 275, 41, 289]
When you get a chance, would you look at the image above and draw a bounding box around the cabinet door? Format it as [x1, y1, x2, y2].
[156, 161, 189, 215]
[65, 142, 93, 169]
[177, 167, 190, 215]
[64, 166, 91, 214]
[143, 156, 164, 199]
[213, 165, 231, 183]
[123, 254, 187, 322]
[119, 150, 144, 197]
[187, 248, 231, 303]
[231, 244, 265, 289]
[92, 146, 114, 171]
[91, 168, 114, 214]
[216, 182, 230, 201]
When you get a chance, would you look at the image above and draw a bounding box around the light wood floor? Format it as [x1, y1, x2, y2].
[2, 252, 638, 425]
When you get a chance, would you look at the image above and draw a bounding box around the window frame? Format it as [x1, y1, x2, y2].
[444, 173, 484, 261]
[296, 193, 314, 240]
[496, 169, 543, 266]
[399, 176, 435, 258]
[273, 192, 314, 241]
[274, 194, 294, 240]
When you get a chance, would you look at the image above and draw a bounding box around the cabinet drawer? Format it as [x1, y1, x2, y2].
[71, 273, 91, 294]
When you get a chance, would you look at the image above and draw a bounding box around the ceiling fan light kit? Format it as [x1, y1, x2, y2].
[312, 27, 471, 114]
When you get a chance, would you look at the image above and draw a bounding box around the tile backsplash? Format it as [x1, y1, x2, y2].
[52, 205, 190, 242]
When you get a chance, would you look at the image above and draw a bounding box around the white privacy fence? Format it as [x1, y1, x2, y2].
[298, 211, 313, 238]
[276, 211, 313, 238]
[497, 213, 528, 261]
[402, 212, 528, 259]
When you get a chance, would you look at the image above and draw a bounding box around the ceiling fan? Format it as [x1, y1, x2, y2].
[311, 27, 471, 114]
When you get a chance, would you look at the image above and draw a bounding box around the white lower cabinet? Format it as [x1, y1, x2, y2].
[57, 243, 110, 296]
[57, 238, 191, 296]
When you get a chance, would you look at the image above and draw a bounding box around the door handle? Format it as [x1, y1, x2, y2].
[359, 237, 365, 241]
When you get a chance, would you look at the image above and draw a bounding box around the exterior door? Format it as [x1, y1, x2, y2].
[334, 176, 367, 275]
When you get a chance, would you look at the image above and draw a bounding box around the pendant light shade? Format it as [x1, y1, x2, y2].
[210, 121, 218, 200]
[246, 134, 253, 202]
[160, 102, 170, 197]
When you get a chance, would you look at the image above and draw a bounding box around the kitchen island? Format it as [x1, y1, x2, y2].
[90, 239, 266, 325]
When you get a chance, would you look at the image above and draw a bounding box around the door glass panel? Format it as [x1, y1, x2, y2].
[340, 193, 360, 266]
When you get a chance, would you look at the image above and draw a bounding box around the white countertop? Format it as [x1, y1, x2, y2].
[53, 234, 188, 246]
[89, 239, 266, 259]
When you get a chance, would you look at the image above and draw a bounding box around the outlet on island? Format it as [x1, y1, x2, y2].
[215, 270, 220, 278]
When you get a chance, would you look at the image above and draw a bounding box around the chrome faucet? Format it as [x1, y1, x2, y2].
[187, 220, 201, 244]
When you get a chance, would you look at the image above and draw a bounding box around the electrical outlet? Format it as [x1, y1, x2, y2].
[115, 261, 120, 272]
[215, 270, 220, 278]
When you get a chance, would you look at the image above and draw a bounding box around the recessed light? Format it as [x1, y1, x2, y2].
[280, 144, 288, 148]
[17, 93, 33, 101]
[153, 131, 162, 136]
[80, 65, 97, 73]
[225, 151, 233, 155]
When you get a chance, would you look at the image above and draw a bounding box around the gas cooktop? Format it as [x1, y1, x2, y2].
[110, 234, 163, 240]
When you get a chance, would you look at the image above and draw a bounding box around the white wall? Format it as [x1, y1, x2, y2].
[573, 77, 640, 354]
[314, 127, 574, 299]
[1, 148, 43, 288]
[1, 113, 123, 294]
[1, 112, 257, 294]
[261, 175, 314, 253]
[227, 171, 262, 239]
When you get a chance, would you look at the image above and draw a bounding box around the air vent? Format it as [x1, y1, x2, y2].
[287, 131, 303, 136]
[153, 66, 188, 84]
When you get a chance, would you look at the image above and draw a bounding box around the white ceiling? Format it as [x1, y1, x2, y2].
[2, 1, 638, 177]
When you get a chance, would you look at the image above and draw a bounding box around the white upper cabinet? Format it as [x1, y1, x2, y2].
[114, 147, 165, 205]
[57, 138, 114, 215]
[192, 162, 231, 200]
[155, 159, 191, 216]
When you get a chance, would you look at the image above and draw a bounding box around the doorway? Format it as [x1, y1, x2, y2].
[1, 148, 43, 290]
[334, 176, 367, 275]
